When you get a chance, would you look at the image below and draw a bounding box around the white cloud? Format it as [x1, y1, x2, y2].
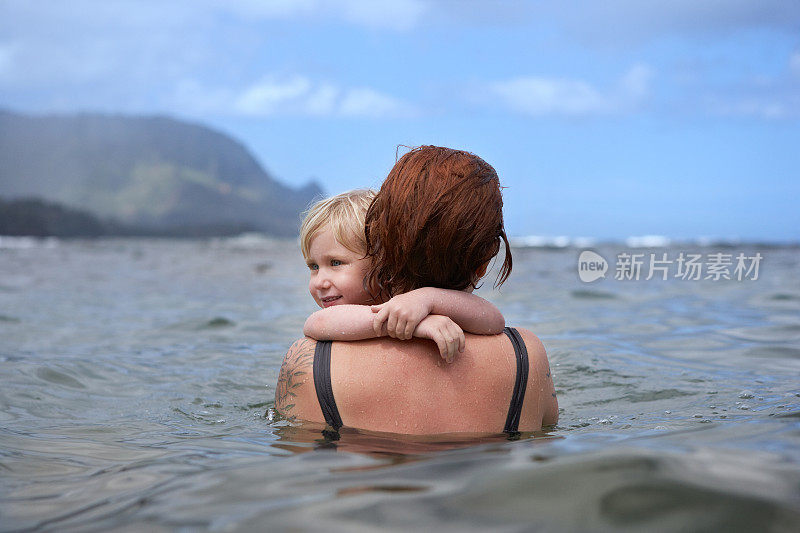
[710, 99, 791, 119]
[488, 65, 654, 117]
[490, 78, 608, 116]
[304, 83, 340, 116]
[235, 77, 313, 115]
[706, 91, 799, 120]
[227, 76, 413, 118]
[339, 87, 412, 117]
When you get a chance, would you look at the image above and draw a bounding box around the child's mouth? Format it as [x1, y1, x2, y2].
[321, 296, 342, 307]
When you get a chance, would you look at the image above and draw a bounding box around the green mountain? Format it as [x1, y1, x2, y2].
[0, 197, 108, 237]
[0, 110, 323, 236]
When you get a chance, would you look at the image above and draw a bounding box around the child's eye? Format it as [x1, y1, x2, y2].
[308, 263, 319, 271]
[331, 259, 343, 267]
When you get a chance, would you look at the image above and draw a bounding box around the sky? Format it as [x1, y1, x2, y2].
[1, 0, 798, 241]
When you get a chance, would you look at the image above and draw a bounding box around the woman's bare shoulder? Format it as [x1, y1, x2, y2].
[512, 328, 546, 355]
[275, 337, 323, 423]
[514, 327, 558, 426]
[514, 328, 551, 381]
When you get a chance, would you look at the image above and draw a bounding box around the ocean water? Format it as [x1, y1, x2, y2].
[1, 237, 799, 532]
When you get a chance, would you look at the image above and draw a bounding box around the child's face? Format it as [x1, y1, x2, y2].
[306, 226, 372, 308]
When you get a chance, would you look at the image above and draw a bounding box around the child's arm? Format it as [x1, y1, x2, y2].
[303, 305, 381, 341]
[303, 304, 465, 361]
[371, 287, 505, 339]
[414, 314, 465, 363]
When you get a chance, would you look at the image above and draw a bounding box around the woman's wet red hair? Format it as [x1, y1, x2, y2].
[365, 145, 512, 299]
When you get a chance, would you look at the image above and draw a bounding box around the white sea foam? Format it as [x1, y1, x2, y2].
[507, 234, 771, 248]
[625, 235, 671, 248]
[509, 235, 581, 248]
[0, 236, 59, 249]
[212, 232, 275, 249]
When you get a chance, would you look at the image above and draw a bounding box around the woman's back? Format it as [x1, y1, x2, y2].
[281, 329, 557, 434]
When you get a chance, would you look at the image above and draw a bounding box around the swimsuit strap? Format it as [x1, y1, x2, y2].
[312, 332, 528, 435]
[503, 327, 529, 434]
[313, 340, 343, 431]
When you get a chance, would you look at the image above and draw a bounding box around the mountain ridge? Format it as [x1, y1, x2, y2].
[0, 110, 323, 236]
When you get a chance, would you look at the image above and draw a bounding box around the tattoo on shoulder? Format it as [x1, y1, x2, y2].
[275, 338, 315, 420]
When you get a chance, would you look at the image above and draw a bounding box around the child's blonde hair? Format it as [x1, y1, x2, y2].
[300, 189, 376, 259]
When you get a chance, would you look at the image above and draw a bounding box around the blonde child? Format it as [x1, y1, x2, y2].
[300, 189, 505, 362]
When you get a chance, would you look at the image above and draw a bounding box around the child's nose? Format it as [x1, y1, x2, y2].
[312, 271, 332, 290]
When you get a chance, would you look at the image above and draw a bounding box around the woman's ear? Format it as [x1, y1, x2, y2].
[473, 261, 489, 284]
[466, 262, 490, 293]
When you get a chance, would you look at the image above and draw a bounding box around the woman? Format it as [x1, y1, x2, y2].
[276, 146, 558, 435]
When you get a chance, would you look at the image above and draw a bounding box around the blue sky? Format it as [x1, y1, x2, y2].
[1, 1, 798, 241]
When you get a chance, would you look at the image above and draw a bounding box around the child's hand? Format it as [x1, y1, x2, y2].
[371, 290, 433, 340]
[413, 315, 465, 363]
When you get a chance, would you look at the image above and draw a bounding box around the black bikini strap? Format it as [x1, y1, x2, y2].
[313, 340, 343, 431]
[503, 327, 529, 434]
